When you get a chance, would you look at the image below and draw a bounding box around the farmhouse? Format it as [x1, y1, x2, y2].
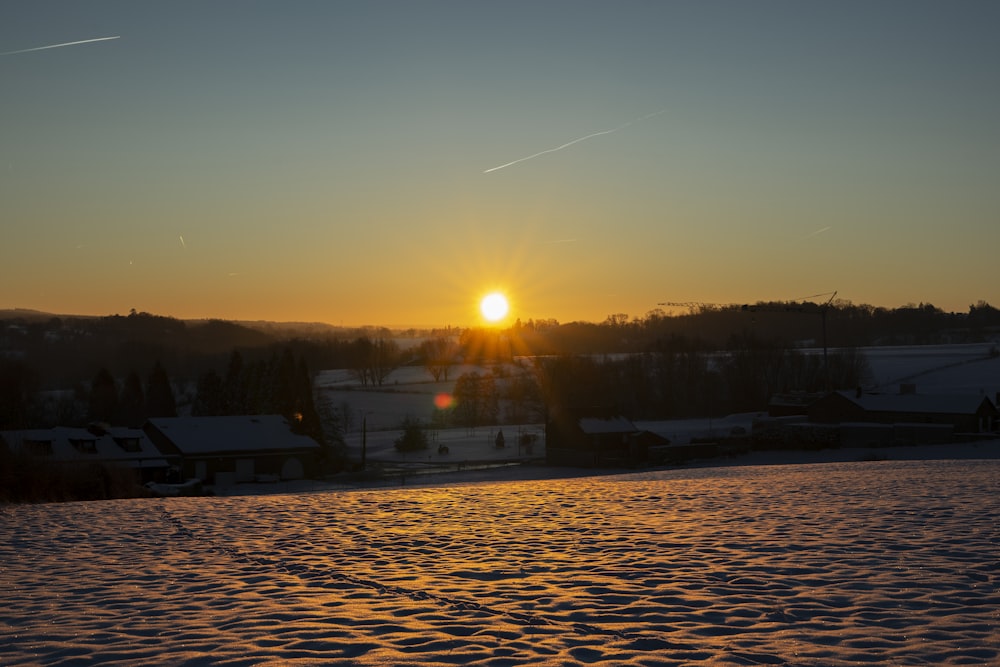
[0, 425, 169, 482]
[143, 415, 321, 485]
[546, 416, 666, 467]
[808, 388, 998, 434]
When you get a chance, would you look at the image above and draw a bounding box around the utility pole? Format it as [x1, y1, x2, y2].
[361, 415, 367, 471]
[817, 291, 837, 390]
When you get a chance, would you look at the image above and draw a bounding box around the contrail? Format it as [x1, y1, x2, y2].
[179, 235, 186, 248]
[484, 109, 667, 174]
[797, 226, 831, 241]
[0, 36, 120, 56]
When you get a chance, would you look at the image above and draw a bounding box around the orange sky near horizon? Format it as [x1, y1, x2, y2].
[2, 2, 997, 328]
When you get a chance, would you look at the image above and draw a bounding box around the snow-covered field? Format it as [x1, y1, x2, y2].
[2, 459, 998, 666]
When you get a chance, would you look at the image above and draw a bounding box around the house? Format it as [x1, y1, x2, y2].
[768, 391, 825, 418]
[143, 415, 321, 485]
[546, 415, 664, 467]
[808, 387, 999, 435]
[0, 425, 170, 482]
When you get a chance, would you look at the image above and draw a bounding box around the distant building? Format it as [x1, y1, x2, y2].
[768, 391, 826, 418]
[546, 415, 667, 467]
[143, 415, 321, 485]
[808, 387, 998, 434]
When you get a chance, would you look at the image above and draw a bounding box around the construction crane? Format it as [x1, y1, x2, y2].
[659, 292, 836, 313]
[658, 292, 838, 388]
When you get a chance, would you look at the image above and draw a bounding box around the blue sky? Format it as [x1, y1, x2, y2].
[2, 1, 997, 326]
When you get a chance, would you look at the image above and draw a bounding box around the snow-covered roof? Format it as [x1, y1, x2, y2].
[578, 417, 638, 435]
[1, 426, 168, 467]
[146, 415, 321, 455]
[836, 391, 996, 415]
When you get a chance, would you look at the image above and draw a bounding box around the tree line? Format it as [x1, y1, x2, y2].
[2, 300, 996, 433]
[437, 332, 870, 430]
[0, 358, 178, 431]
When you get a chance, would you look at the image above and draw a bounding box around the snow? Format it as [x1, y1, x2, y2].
[1, 458, 998, 665]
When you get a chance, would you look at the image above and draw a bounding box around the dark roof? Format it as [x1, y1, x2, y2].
[578, 417, 638, 435]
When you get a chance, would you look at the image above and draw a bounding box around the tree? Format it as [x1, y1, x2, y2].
[502, 370, 544, 424]
[348, 337, 374, 386]
[222, 349, 246, 414]
[192, 370, 223, 416]
[145, 361, 177, 418]
[348, 336, 401, 387]
[291, 356, 323, 443]
[394, 417, 428, 452]
[420, 336, 456, 382]
[88, 368, 118, 423]
[0, 359, 37, 429]
[452, 371, 499, 427]
[369, 337, 401, 386]
[116, 371, 146, 426]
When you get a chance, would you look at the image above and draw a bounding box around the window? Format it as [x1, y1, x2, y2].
[70, 438, 98, 454]
[24, 439, 53, 456]
[113, 437, 141, 452]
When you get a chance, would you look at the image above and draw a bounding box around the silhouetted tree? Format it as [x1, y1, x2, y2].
[222, 349, 246, 414]
[116, 371, 146, 426]
[291, 356, 323, 442]
[274, 348, 298, 416]
[241, 360, 269, 414]
[453, 371, 499, 427]
[88, 368, 118, 423]
[502, 369, 544, 424]
[420, 336, 456, 381]
[0, 359, 37, 429]
[145, 361, 177, 418]
[394, 417, 428, 452]
[369, 337, 401, 386]
[348, 336, 401, 387]
[192, 370, 223, 416]
[348, 337, 373, 386]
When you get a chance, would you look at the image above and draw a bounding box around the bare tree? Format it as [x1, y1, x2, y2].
[420, 335, 456, 382]
[349, 336, 401, 387]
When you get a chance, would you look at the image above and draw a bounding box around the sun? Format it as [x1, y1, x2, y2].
[480, 292, 509, 323]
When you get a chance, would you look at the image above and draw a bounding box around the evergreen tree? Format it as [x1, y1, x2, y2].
[222, 349, 245, 414]
[88, 368, 118, 423]
[146, 361, 178, 418]
[394, 417, 428, 452]
[192, 370, 223, 416]
[0, 359, 37, 429]
[292, 355, 323, 443]
[275, 347, 297, 416]
[116, 371, 146, 426]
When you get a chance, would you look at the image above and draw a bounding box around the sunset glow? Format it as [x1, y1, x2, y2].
[1, 3, 996, 326]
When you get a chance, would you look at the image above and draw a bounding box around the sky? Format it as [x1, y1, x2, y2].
[2, 1, 998, 328]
